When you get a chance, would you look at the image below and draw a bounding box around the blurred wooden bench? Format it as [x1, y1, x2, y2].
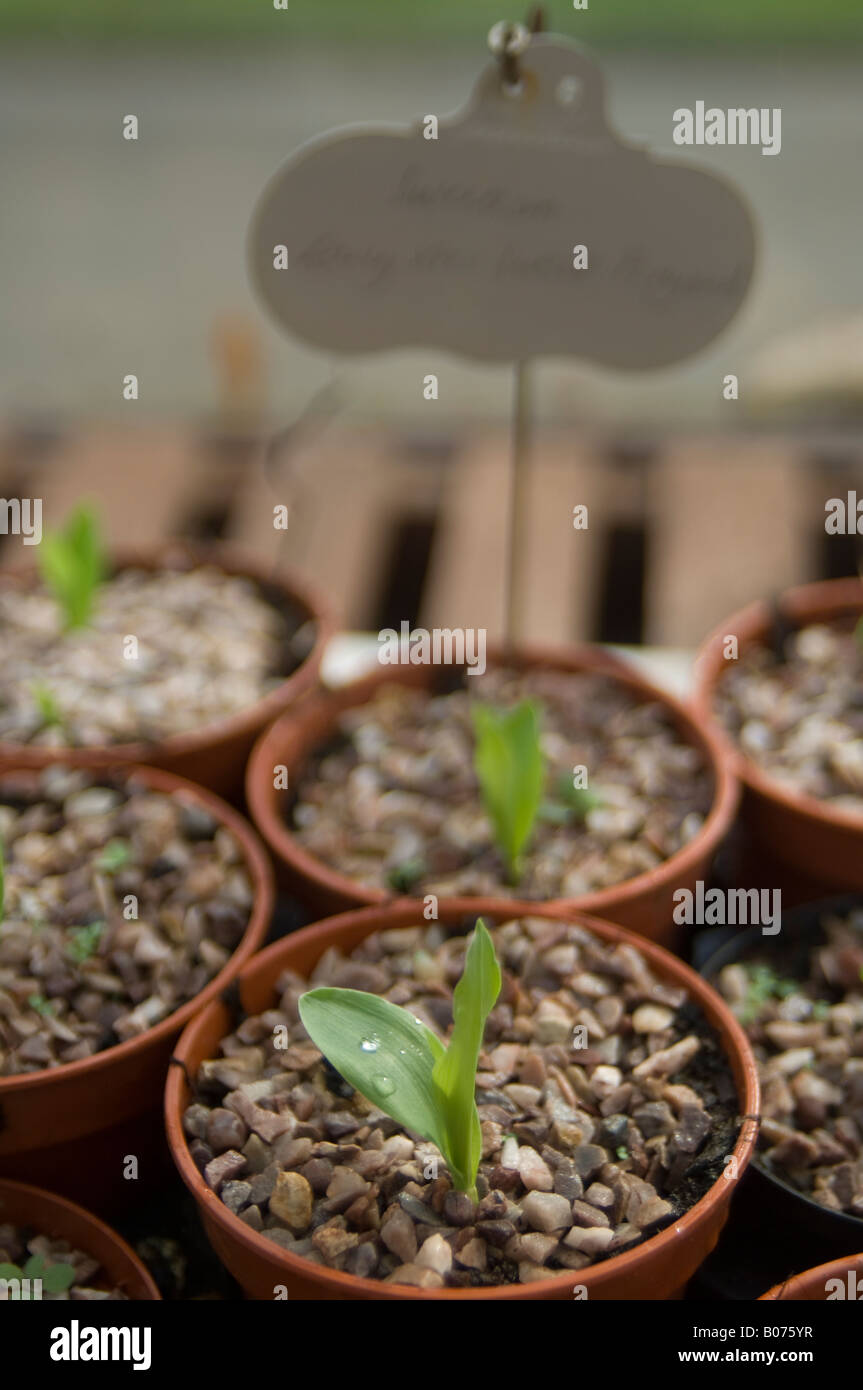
[0, 419, 859, 647]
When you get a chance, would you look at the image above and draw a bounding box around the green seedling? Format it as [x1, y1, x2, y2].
[26, 993, 54, 1017]
[557, 773, 603, 821]
[38, 504, 105, 630]
[94, 839, 132, 874]
[299, 919, 502, 1200]
[472, 700, 545, 884]
[30, 681, 63, 728]
[66, 921, 105, 964]
[740, 962, 799, 1024]
[386, 856, 426, 895]
[538, 771, 603, 828]
[0, 1255, 75, 1297]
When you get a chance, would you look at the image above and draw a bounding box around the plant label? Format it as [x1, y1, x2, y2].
[248, 35, 756, 367]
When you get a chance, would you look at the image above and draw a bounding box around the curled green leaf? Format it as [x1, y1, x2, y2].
[431, 920, 501, 1198]
[39, 504, 105, 630]
[299, 919, 502, 1197]
[298, 988, 446, 1151]
[472, 700, 545, 883]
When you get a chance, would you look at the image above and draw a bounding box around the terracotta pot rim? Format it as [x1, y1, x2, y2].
[0, 1176, 161, 1299]
[246, 641, 739, 917]
[0, 540, 336, 769]
[693, 577, 863, 836]
[0, 761, 274, 1096]
[165, 900, 761, 1301]
[760, 1250, 863, 1301]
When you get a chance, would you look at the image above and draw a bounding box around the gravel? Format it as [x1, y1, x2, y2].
[0, 1224, 127, 1299]
[186, 915, 735, 1290]
[717, 908, 863, 1218]
[714, 618, 863, 815]
[0, 766, 253, 1075]
[290, 667, 713, 899]
[0, 562, 311, 748]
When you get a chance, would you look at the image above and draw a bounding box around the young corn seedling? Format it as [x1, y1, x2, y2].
[38, 504, 105, 630]
[472, 700, 545, 884]
[299, 919, 501, 1200]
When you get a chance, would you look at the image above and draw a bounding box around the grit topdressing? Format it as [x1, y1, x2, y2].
[183, 915, 740, 1290]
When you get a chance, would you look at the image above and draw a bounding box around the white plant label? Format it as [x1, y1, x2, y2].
[248, 36, 755, 367]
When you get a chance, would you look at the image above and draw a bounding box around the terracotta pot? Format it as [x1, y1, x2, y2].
[166, 899, 760, 1301]
[0, 542, 336, 799]
[693, 578, 863, 890]
[0, 1178, 160, 1300]
[0, 763, 274, 1212]
[761, 1251, 863, 1301]
[246, 643, 738, 947]
[701, 894, 863, 1267]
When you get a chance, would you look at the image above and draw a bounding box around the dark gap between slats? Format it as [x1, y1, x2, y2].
[591, 441, 653, 644]
[369, 515, 437, 632]
[814, 452, 863, 579]
[593, 523, 647, 644]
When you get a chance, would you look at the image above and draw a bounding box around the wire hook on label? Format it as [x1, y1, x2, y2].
[487, 21, 532, 91]
[488, 7, 544, 91]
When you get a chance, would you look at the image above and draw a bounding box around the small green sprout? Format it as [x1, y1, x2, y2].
[30, 681, 63, 728]
[558, 774, 602, 822]
[472, 701, 545, 883]
[66, 921, 105, 964]
[0, 1255, 75, 1297]
[538, 774, 602, 827]
[27, 993, 54, 1017]
[94, 839, 132, 874]
[812, 1000, 831, 1022]
[616, 1146, 630, 1161]
[299, 919, 502, 1200]
[38, 504, 105, 630]
[386, 857, 426, 895]
[740, 963, 799, 1025]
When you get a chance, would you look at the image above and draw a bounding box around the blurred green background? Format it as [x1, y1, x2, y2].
[2, 0, 861, 429]
[1, 0, 861, 47]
